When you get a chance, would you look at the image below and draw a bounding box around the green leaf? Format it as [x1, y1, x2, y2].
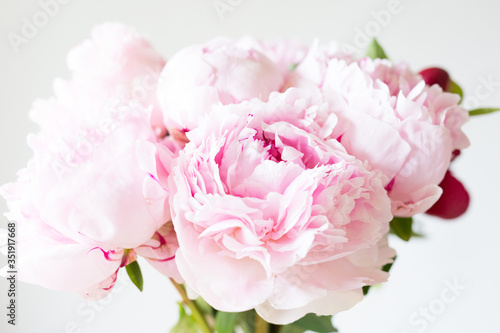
[447, 80, 463, 102]
[366, 38, 388, 60]
[125, 260, 144, 292]
[170, 303, 199, 333]
[469, 108, 500, 116]
[289, 63, 299, 72]
[292, 313, 337, 332]
[382, 259, 395, 273]
[390, 217, 413, 241]
[411, 230, 424, 238]
[215, 311, 241, 333]
[279, 324, 306, 333]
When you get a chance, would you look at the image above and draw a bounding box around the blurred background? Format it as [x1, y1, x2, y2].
[0, 0, 499, 332]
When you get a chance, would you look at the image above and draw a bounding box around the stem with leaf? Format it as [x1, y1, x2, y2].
[170, 279, 212, 333]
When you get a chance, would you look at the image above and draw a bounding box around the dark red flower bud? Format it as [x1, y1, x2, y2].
[419, 67, 451, 90]
[426, 170, 470, 219]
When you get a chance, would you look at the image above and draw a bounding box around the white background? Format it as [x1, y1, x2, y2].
[1, 0, 499, 332]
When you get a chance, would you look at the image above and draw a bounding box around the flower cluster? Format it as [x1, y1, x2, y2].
[1, 23, 471, 327]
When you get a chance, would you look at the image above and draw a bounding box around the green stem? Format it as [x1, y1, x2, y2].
[255, 312, 270, 333]
[170, 279, 212, 333]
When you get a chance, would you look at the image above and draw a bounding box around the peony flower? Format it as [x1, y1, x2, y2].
[291, 51, 470, 217]
[236, 36, 309, 79]
[31, 22, 167, 136]
[0, 218, 126, 299]
[166, 94, 394, 324]
[288, 40, 354, 90]
[0, 102, 180, 297]
[156, 37, 285, 132]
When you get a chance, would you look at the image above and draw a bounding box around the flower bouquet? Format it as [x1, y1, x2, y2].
[1, 23, 497, 333]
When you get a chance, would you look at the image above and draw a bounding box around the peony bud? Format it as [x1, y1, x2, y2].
[419, 67, 451, 90]
[426, 170, 470, 219]
[419, 67, 463, 100]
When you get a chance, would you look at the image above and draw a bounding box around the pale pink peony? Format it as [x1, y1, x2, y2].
[287, 40, 354, 90]
[25, 105, 167, 248]
[291, 52, 469, 217]
[0, 218, 124, 298]
[357, 58, 423, 97]
[31, 22, 167, 136]
[0, 102, 181, 297]
[167, 95, 394, 324]
[134, 222, 182, 282]
[236, 36, 309, 80]
[156, 37, 285, 132]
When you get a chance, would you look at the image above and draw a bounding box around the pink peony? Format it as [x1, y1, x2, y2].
[167, 94, 394, 324]
[291, 52, 470, 217]
[31, 22, 167, 136]
[156, 37, 285, 132]
[236, 36, 309, 80]
[288, 40, 354, 90]
[0, 218, 125, 298]
[0, 102, 180, 297]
